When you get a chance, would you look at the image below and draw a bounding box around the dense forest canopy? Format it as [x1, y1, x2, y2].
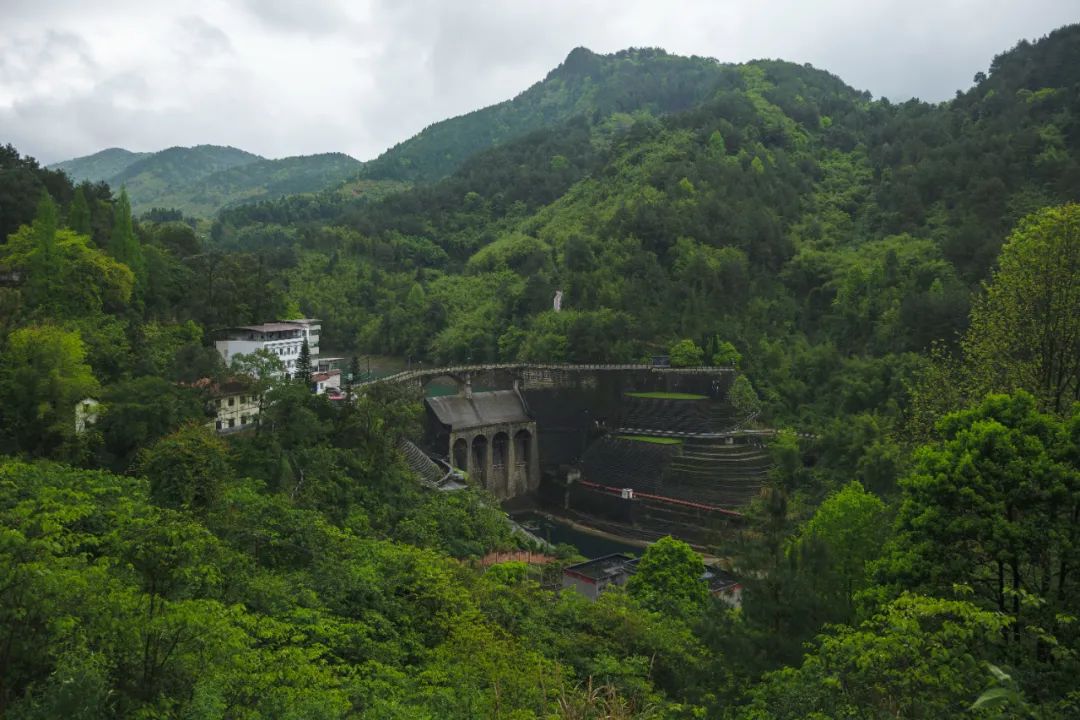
[0, 23, 1078, 719]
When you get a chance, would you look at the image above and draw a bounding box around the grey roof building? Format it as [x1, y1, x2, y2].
[425, 389, 539, 500]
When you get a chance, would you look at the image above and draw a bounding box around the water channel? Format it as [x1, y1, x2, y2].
[512, 511, 643, 558]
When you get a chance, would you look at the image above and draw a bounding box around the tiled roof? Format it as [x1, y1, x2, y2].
[426, 390, 530, 429]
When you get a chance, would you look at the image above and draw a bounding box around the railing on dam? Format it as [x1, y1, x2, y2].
[355, 362, 738, 390]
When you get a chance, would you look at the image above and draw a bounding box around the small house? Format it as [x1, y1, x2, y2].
[561, 553, 637, 600]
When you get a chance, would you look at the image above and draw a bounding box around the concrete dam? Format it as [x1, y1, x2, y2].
[362, 364, 776, 543]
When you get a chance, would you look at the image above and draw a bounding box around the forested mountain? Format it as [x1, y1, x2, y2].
[49, 145, 364, 217]
[358, 46, 757, 184]
[49, 147, 152, 184]
[219, 25, 1080, 379]
[1, 22, 1079, 720]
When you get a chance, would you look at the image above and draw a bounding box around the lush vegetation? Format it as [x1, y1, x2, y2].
[49, 145, 364, 218]
[1, 23, 1079, 719]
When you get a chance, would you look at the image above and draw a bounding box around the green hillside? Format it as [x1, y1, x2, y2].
[359, 46, 753, 184]
[49, 145, 365, 217]
[217, 25, 1080, 401]
[141, 152, 364, 218]
[49, 147, 151, 184]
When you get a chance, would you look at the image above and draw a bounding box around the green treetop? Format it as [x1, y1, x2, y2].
[109, 188, 143, 277]
[295, 338, 312, 387]
[627, 535, 708, 621]
[668, 338, 705, 367]
[68, 186, 91, 235]
[962, 203, 1080, 415]
[0, 325, 99, 457]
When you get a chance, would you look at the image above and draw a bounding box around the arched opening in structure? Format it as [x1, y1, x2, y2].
[452, 438, 468, 472]
[491, 432, 509, 496]
[471, 435, 489, 488]
[423, 373, 468, 398]
[514, 428, 533, 489]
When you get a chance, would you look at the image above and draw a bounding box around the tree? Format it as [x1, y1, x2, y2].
[346, 355, 361, 401]
[792, 481, 888, 620]
[68, 186, 92, 236]
[0, 325, 99, 456]
[740, 594, 1010, 720]
[109, 188, 143, 278]
[962, 204, 1080, 414]
[96, 377, 207, 472]
[668, 339, 704, 367]
[295, 338, 313, 387]
[711, 339, 741, 367]
[1, 214, 134, 319]
[877, 392, 1080, 697]
[136, 423, 231, 513]
[25, 192, 61, 312]
[626, 536, 708, 621]
[230, 349, 284, 429]
[728, 375, 762, 418]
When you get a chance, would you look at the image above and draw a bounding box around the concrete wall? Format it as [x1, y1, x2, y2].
[448, 421, 540, 500]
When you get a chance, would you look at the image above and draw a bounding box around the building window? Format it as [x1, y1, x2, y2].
[228, 419, 235, 428]
[216, 420, 222, 430]
[228, 397, 235, 407]
[241, 415, 248, 425]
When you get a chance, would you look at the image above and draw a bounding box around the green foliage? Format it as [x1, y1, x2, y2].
[741, 594, 1010, 719]
[963, 203, 1080, 414]
[0, 325, 99, 457]
[792, 480, 888, 619]
[95, 376, 207, 472]
[877, 391, 1080, 699]
[1, 143, 76, 242]
[51, 145, 365, 218]
[668, 339, 704, 367]
[67, 185, 91, 235]
[1, 220, 134, 319]
[627, 536, 708, 621]
[728, 375, 762, 417]
[296, 338, 313, 386]
[137, 423, 231, 513]
[711, 339, 741, 367]
[359, 47, 741, 184]
[108, 189, 142, 274]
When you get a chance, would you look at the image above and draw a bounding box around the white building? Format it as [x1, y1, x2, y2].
[214, 319, 321, 376]
[313, 370, 343, 396]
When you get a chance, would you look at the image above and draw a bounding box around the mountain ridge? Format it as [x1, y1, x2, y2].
[49, 144, 363, 217]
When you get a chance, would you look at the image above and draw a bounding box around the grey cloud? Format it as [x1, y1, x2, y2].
[176, 16, 233, 57]
[241, 0, 358, 36]
[0, 30, 96, 85]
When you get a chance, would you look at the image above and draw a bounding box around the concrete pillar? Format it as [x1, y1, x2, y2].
[507, 427, 520, 498]
[484, 432, 496, 497]
[529, 428, 540, 492]
[467, 432, 478, 484]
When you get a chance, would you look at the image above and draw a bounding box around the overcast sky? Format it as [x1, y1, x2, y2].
[1, 0, 1077, 164]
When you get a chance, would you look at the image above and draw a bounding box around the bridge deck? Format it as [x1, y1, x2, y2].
[356, 363, 736, 390]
